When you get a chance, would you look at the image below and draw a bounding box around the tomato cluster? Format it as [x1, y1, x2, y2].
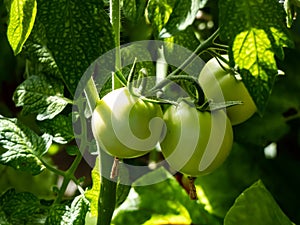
[91, 56, 256, 177]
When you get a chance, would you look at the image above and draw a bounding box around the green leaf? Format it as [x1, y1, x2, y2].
[123, 0, 138, 23]
[122, 0, 152, 41]
[0, 115, 52, 175]
[164, 26, 200, 67]
[38, 114, 74, 144]
[224, 180, 294, 225]
[146, 0, 173, 38]
[159, 0, 206, 38]
[147, 0, 206, 38]
[165, 26, 199, 51]
[113, 167, 221, 225]
[24, 21, 62, 79]
[219, 0, 294, 114]
[123, 0, 147, 24]
[0, 189, 47, 224]
[196, 140, 300, 223]
[85, 157, 101, 217]
[6, 0, 37, 55]
[13, 75, 70, 121]
[45, 194, 89, 225]
[37, 0, 115, 95]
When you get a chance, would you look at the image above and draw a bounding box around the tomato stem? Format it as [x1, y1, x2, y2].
[168, 75, 205, 105]
[206, 49, 230, 68]
[54, 153, 83, 204]
[127, 58, 140, 97]
[187, 176, 198, 200]
[167, 28, 221, 78]
[84, 75, 100, 112]
[110, 157, 119, 179]
[147, 29, 223, 104]
[156, 45, 168, 84]
[140, 95, 179, 106]
[137, 68, 148, 95]
[114, 70, 128, 87]
[110, 0, 122, 90]
[148, 75, 205, 106]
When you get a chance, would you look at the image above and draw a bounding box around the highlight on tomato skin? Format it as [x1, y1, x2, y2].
[198, 55, 257, 125]
[91, 87, 165, 159]
[160, 100, 233, 177]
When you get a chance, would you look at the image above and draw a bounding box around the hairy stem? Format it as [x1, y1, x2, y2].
[148, 29, 221, 96]
[84, 76, 100, 112]
[167, 28, 220, 77]
[110, 0, 122, 90]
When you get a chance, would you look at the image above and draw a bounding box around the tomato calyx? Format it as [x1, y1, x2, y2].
[197, 99, 244, 112]
[145, 74, 206, 107]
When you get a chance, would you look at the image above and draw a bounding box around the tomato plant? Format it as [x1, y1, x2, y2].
[91, 87, 164, 158]
[199, 55, 257, 125]
[0, 0, 300, 225]
[160, 100, 233, 176]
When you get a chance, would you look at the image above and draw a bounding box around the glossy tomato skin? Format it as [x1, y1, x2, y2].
[160, 101, 233, 176]
[91, 87, 164, 158]
[199, 56, 256, 125]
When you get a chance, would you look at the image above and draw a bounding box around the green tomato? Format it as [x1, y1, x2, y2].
[91, 87, 164, 158]
[160, 101, 233, 176]
[198, 55, 257, 125]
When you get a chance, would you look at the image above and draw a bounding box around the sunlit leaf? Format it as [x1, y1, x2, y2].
[224, 180, 294, 225]
[146, 0, 173, 38]
[45, 194, 89, 225]
[159, 0, 206, 38]
[123, 0, 147, 24]
[85, 157, 101, 217]
[38, 114, 74, 144]
[7, 0, 37, 55]
[0, 115, 52, 175]
[13, 75, 70, 121]
[113, 167, 221, 225]
[219, 0, 294, 113]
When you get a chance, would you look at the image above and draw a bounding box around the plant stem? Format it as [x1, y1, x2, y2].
[156, 45, 168, 84]
[167, 28, 220, 77]
[110, 0, 122, 90]
[40, 158, 66, 178]
[55, 153, 83, 203]
[97, 150, 117, 225]
[98, 176, 117, 225]
[84, 77, 100, 112]
[148, 29, 221, 95]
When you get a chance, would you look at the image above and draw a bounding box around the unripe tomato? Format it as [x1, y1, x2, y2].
[160, 101, 233, 176]
[91, 87, 164, 158]
[198, 55, 257, 125]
